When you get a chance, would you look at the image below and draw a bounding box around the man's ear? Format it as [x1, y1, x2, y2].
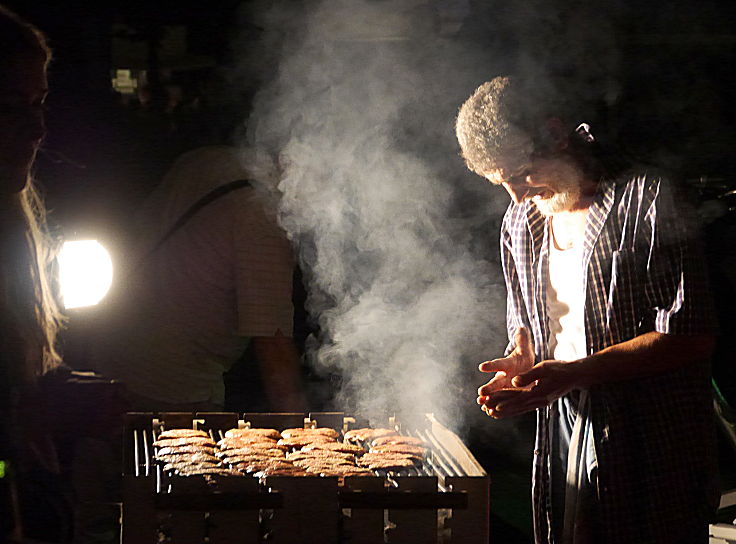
[545, 117, 569, 151]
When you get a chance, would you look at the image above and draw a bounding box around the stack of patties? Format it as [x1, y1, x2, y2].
[346, 428, 428, 471]
[217, 427, 306, 476]
[278, 428, 371, 478]
[153, 429, 239, 476]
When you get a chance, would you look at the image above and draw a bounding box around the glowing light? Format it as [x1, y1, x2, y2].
[58, 240, 113, 309]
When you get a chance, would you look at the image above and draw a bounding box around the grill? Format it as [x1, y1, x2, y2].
[122, 412, 489, 544]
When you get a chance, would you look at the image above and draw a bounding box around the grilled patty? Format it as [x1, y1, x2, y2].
[357, 457, 415, 470]
[174, 466, 242, 476]
[163, 460, 221, 472]
[286, 450, 356, 462]
[158, 429, 210, 439]
[280, 428, 340, 440]
[277, 435, 337, 448]
[152, 436, 216, 448]
[301, 442, 365, 455]
[370, 435, 425, 447]
[370, 444, 427, 457]
[224, 428, 281, 440]
[343, 428, 397, 443]
[155, 451, 220, 464]
[155, 445, 216, 456]
[217, 436, 278, 450]
[253, 466, 312, 477]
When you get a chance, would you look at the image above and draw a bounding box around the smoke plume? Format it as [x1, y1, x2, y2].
[237, 0, 623, 441]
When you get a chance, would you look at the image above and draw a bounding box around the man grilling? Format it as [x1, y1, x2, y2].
[457, 76, 719, 543]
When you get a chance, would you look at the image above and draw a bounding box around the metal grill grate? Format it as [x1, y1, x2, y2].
[122, 412, 489, 544]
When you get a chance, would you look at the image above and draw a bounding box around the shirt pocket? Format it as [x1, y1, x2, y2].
[605, 248, 645, 343]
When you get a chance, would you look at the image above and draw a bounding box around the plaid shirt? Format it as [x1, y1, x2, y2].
[500, 174, 719, 543]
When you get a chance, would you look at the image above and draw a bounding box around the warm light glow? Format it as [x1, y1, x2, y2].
[58, 240, 113, 309]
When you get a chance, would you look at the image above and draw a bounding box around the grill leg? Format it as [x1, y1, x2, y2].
[445, 476, 490, 544]
[121, 476, 157, 544]
[343, 477, 385, 544]
[388, 477, 438, 544]
[164, 512, 206, 544]
[267, 477, 339, 544]
[208, 511, 261, 544]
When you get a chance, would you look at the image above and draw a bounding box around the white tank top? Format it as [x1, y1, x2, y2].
[547, 232, 586, 361]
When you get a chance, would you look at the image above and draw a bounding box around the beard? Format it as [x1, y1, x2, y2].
[532, 176, 582, 216]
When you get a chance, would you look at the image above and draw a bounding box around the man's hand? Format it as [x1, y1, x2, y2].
[481, 360, 583, 418]
[476, 327, 535, 415]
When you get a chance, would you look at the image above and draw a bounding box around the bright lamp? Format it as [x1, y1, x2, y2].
[58, 240, 114, 309]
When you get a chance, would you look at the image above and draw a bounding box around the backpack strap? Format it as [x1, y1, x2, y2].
[136, 178, 253, 270]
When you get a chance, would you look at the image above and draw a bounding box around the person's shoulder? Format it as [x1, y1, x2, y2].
[612, 169, 672, 210]
[614, 167, 671, 192]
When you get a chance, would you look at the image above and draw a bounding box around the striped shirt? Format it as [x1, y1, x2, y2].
[500, 173, 719, 543]
[94, 147, 294, 405]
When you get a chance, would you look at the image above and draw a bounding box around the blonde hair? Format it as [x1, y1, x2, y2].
[0, 5, 63, 382]
[1, 180, 65, 382]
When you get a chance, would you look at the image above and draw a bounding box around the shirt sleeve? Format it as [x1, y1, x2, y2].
[233, 190, 295, 337]
[643, 178, 716, 335]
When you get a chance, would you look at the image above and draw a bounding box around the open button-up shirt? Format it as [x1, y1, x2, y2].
[500, 174, 718, 543]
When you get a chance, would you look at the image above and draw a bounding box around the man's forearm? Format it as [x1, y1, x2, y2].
[573, 331, 715, 388]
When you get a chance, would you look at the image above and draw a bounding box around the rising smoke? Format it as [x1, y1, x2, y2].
[237, 0, 622, 439]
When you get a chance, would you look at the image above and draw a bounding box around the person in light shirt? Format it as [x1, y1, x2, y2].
[457, 76, 718, 543]
[94, 145, 304, 412]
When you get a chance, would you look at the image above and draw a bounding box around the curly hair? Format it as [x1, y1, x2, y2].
[455, 77, 538, 177]
[456, 75, 588, 177]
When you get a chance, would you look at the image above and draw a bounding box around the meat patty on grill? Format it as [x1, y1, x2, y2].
[216, 447, 285, 459]
[292, 458, 354, 470]
[343, 428, 397, 442]
[358, 452, 419, 464]
[301, 442, 365, 454]
[280, 428, 340, 440]
[221, 454, 286, 466]
[155, 445, 216, 456]
[163, 460, 221, 472]
[370, 444, 427, 457]
[238, 460, 297, 473]
[155, 451, 219, 464]
[152, 436, 216, 448]
[277, 435, 336, 448]
[317, 465, 374, 477]
[158, 429, 209, 439]
[357, 457, 415, 470]
[217, 437, 280, 449]
[175, 466, 242, 476]
[253, 467, 312, 477]
[224, 428, 281, 440]
[370, 435, 425, 447]
[286, 450, 356, 462]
